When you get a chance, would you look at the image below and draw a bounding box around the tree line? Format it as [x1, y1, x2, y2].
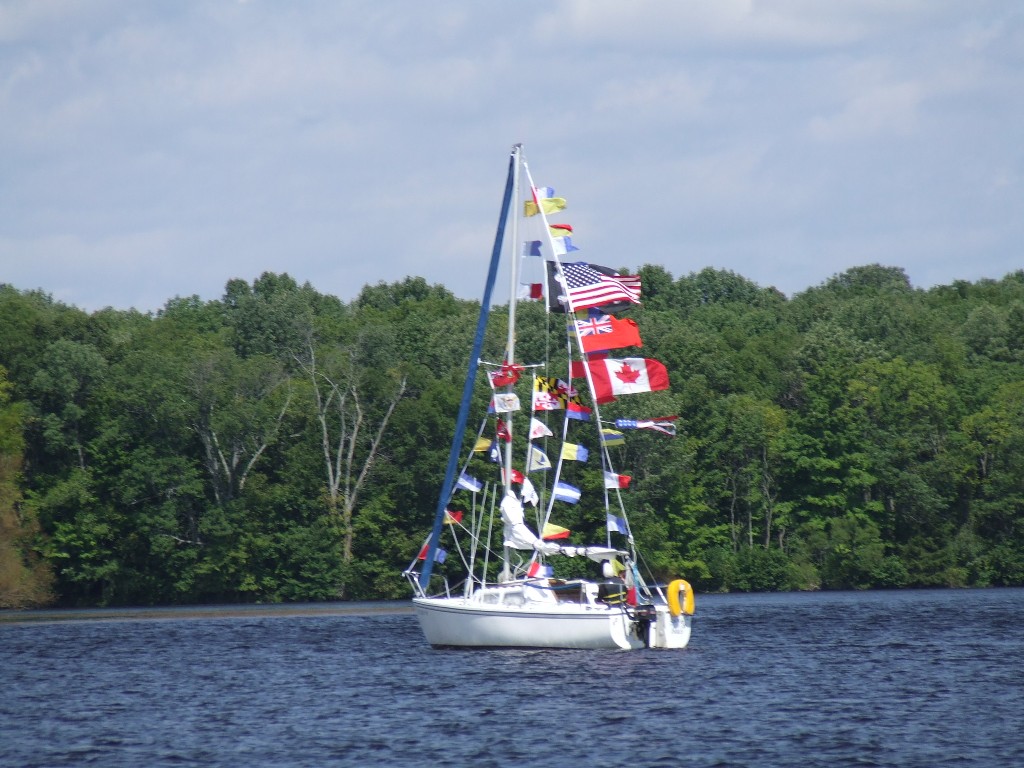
[2, 264, 1023, 608]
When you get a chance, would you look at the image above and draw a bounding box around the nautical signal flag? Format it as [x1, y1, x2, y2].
[528, 446, 552, 472]
[529, 418, 553, 440]
[575, 312, 643, 354]
[444, 509, 464, 524]
[606, 514, 629, 535]
[473, 437, 493, 452]
[560, 443, 589, 462]
[541, 523, 571, 540]
[551, 236, 579, 256]
[601, 429, 626, 447]
[614, 417, 677, 436]
[527, 561, 554, 578]
[553, 481, 581, 504]
[502, 467, 525, 485]
[524, 187, 567, 217]
[524, 236, 579, 257]
[418, 545, 448, 563]
[496, 418, 511, 443]
[603, 471, 632, 489]
[548, 262, 641, 313]
[566, 401, 592, 421]
[579, 358, 670, 405]
[521, 476, 539, 506]
[518, 283, 545, 300]
[456, 472, 483, 493]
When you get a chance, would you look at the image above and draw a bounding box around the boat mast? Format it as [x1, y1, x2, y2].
[502, 145, 522, 499]
[497, 145, 522, 582]
[418, 146, 517, 592]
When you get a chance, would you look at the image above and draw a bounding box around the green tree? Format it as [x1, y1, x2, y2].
[0, 366, 55, 607]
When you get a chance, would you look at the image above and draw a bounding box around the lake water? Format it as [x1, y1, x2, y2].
[2, 589, 1022, 767]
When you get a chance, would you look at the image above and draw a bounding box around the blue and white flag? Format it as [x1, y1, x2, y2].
[553, 481, 581, 504]
[418, 545, 447, 563]
[607, 513, 628, 534]
[524, 240, 544, 257]
[551, 236, 579, 256]
[523, 236, 579, 258]
[456, 472, 483, 493]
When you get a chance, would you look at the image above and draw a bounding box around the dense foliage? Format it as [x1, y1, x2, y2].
[2, 264, 1024, 607]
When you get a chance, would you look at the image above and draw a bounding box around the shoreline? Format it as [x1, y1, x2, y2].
[0, 601, 414, 625]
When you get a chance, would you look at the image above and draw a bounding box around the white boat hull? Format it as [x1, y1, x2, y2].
[413, 586, 691, 650]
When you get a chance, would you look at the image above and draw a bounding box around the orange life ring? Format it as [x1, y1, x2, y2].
[667, 579, 694, 617]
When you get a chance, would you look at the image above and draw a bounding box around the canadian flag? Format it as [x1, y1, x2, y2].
[583, 358, 670, 405]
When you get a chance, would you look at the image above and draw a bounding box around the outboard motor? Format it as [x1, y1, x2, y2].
[629, 603, 658, 647]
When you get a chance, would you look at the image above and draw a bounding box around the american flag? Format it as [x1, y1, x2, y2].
[614, 417, 678, 436]
[557, 263, 641, 311]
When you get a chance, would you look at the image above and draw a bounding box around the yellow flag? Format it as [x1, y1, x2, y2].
[524, 197, 567, 217]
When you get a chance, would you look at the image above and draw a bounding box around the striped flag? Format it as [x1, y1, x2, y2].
[527, 561, 554, 578]
[524, 187, 567, 217]
[601, 429, 626, 447]
[566, 401, 592, 421]
[603, 472, 632, 489]
[418, 545, 448, 563]
[560, 443, 589, 462]
[456, 472, 483, 493]
[606, 514, 628, 535]
[553, 481, 581, 504]
[524, 236, 579, 257]
[551, 262, 641, 312]
[614, 416, 677, 436]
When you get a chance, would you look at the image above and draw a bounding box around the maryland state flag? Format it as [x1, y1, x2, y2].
[532, 376, 585, 412]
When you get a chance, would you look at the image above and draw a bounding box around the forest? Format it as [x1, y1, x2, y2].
[2, 263, 1024, 608]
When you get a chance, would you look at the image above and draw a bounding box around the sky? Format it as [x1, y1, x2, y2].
[1, 1, 1022, 314]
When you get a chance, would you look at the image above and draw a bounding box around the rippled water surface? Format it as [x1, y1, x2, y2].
[2, 590, 1023, 767]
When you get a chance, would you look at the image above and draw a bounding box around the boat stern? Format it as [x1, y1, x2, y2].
[648, 605, 692, 649]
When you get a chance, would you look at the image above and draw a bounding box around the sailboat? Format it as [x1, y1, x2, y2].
[404, 145, 694, 650]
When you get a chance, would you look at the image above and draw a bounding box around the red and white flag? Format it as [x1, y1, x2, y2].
[582, 358, 670, 405]
[529, 418, 553, 440]
[603, 472, 632, 490]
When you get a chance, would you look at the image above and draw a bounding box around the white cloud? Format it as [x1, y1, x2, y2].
[808, 78, 924, 142]
[0, 1, 1021, 314]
